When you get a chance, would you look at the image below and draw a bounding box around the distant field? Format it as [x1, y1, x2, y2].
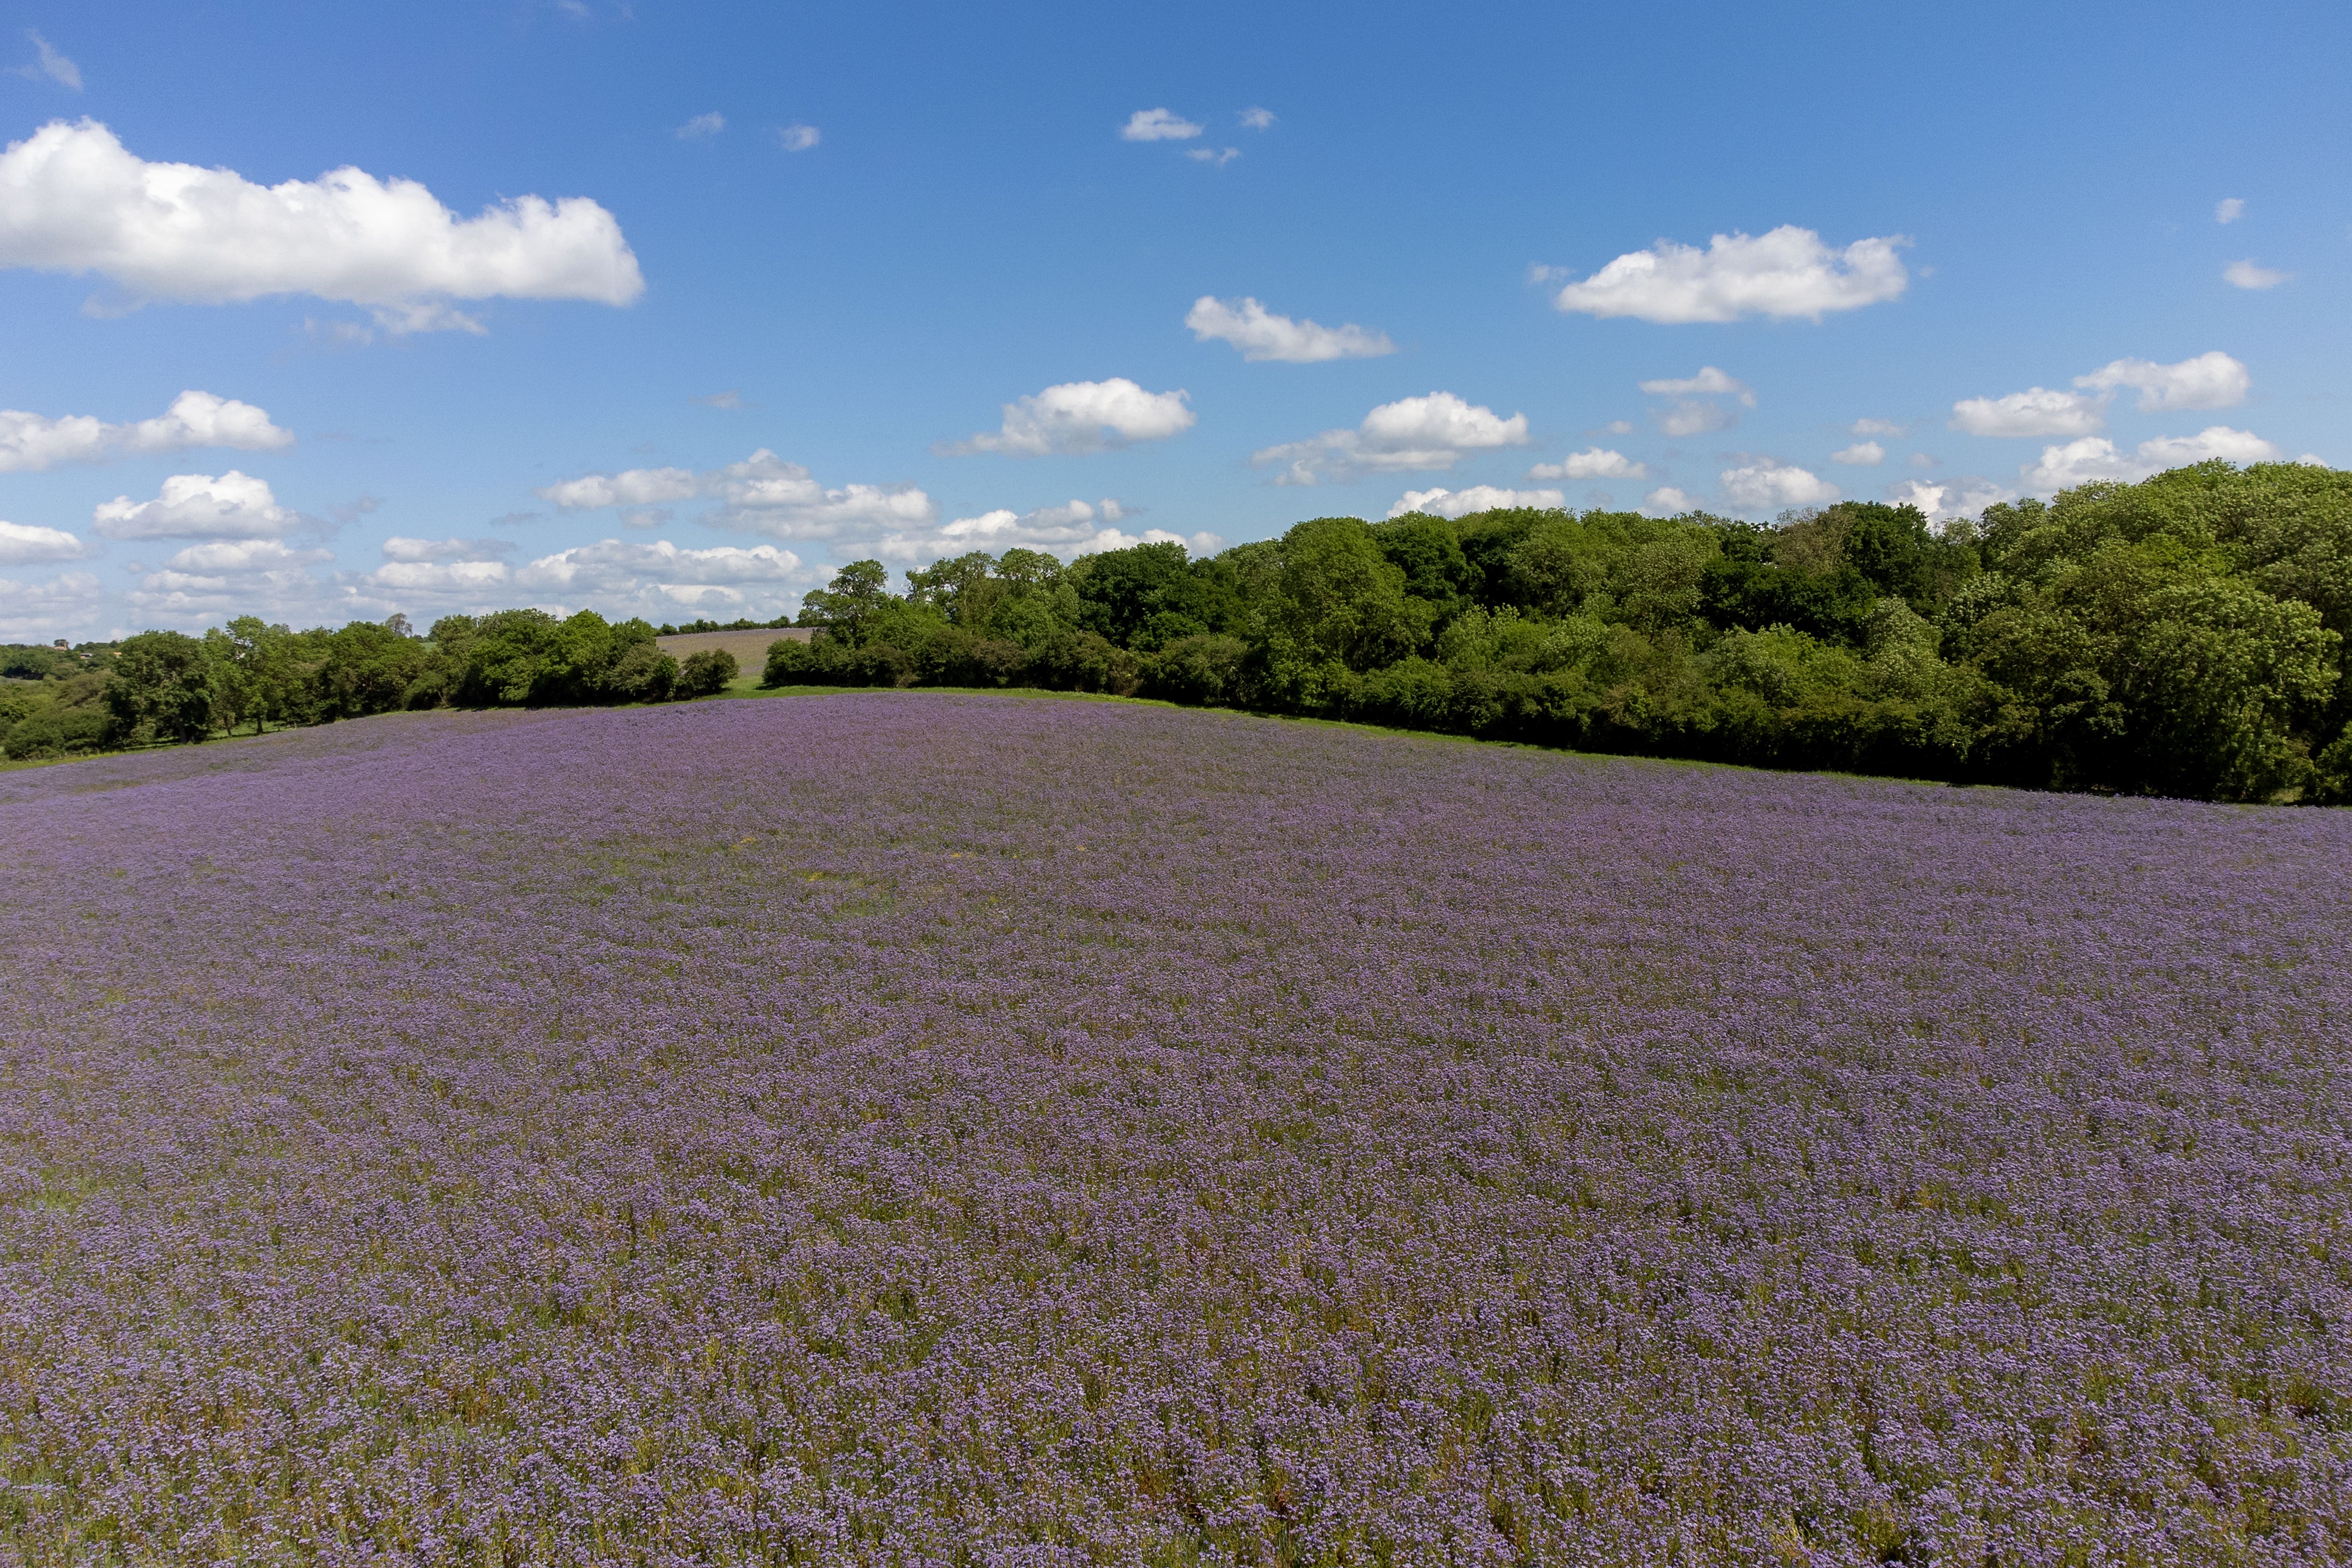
[656, 627, 812, 668]
[2, 695, 2348, 1563]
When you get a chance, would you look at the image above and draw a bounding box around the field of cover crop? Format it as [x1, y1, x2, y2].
[2, 693, 2349, 1566]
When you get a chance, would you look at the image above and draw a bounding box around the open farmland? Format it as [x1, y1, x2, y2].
[1, 695, 2349, 1565]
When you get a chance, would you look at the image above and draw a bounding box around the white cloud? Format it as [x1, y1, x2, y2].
[1388, 485, 1564, 519]
[1832, 441, 1885, 466]
[92, 471, 299, 540]
[675, 112, 724, 139]
[0, 519, 93, 564]
[1251, 391, 1529, 484]
[1850, 417, 1906, 437]
[693, 390, 743, 409]
[1719, 458, 1838, 512]
[0, 389, 292, 473]
[865, 497, 1217, 564]
[1950, 387, 2108, 438]
[382, 535, 513, 564]
[2215, 197, 2244, 224]
[1185, 295, 1394, 362]
[1907, 452, 1937, 468]
[2022, 426, 2284, 492]
[541, 449, 936, 542]
[159, 538, 332, 573]
[943, 378, 1196, 457]
[1528, 448, 1644, 481]
[1239, 107, 1276, 130]
[2223, 259, 2288, 290]
[778, 124, 820, 152]
[1186, 146, 1240, 166]
[1551, 226, 1908, 323]
[1120, 109, 1202, 142]
[1642, 486, 1698, 516]
[1638, 366, 1754, 406]
[14, 30, 79, 91]
[2075, 350, 2248, 411]
[128, 532, 335, 620]
[516, 538, 806, 595]
[1656, 399, 1738, 438]
[1884, 476, 2014, 525]
[1601, 419, 1634, 435]
[0, 119, 643, 327]
[0, 571, 100, 640]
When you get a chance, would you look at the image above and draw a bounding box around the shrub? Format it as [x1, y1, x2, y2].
[676, 649, 739, 699]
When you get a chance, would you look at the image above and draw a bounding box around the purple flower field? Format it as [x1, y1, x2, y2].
[2, 693, 2349, 1566]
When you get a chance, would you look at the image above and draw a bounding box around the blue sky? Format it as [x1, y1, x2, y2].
[0, 0, 2345, 638]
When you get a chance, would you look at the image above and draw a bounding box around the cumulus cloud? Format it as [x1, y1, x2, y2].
[1551, 226, 1908, 324]
[2075, 351, 2248, 411]
[1638, 366, 1754, 406]
[1950, 387, 2108, 438]
[1642, 486, 1699, 516]
[14, 30, 79, 89]
[1120, 109, 1201, 142]
[1884, 476, 2014, 525]
[1719, 458, 1837, 513]
[1239, 107, 1276, 130]
[1187, 146, 1240, 167]
[1528, 448, 1644, 481]
[1388, 485, 1564, 520]
[675, 112, 724, 139]
[1832, 441, 1885, 466]
[2215, 197, 2244, 224]
[2022, 426, 2284, 492]
[2223, 259, 2288, 290]
[0, 571, 100, 639]
[382, 535, 513, 564]
[693, 390, 743, 409]
[1908, 452, 1937, 468]
[92, 471, 300, 540]
[778, 124, 820, 152]
[1185, 295, 1394, 362]
[0, 518, 93, 564]
[541, 449, 937, 541]
[159, 538, 332, 573]
[0, 390, 292, 473]
[1251, 391, 1529, 485]
[0, 119, 643, 328]
[128, 531, 335, 620]
[868, 498, 1220, 565]
[942, 379, 1196, 457]
[1850, 417, 1906, 437]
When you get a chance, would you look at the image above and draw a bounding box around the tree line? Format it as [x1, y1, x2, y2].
[6, 460, 2347, 802]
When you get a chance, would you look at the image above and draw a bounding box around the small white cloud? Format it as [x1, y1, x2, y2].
[2022, 426, 2284, 491]
[160, 538, 331, 573]
[1552, 226, 1909, 324]
[1528, 448, 1644, 481]
[1388, 485, 1564, 519]
[0, 570, 101, 640]
[1601, 419, 1634, 435]
[1185, 146, 1240, 166]
[693, 390, 743, 409]
[1719, 458, 1838, 512]
[0, 518, 93, 564]
[2075, 351, 2248, 411]
[1885, 476, 2014, 525]
[1831, 441, 1885, 466]
[2215, 197, 2245, 224]
[1239, 107, 1276, 130]
[15, 30, 79, 90]
[675, 112, 725, 139]
[0, 119, 642, 322]
[1638, 366, 1754, 406]
[0, 390, 292, 473]
[1641, 486, 1698, 516]
[1251, 391, 1529, 485]
[1120, 109, 1202, 142]
[1850, 417, 1906, 437]
[1908, 452, 1937, 468]
[869, 498, 1214, 564]
[1185, 295, 1394, 362]
[1950, 387, 2108, 438]
[778, 124, 820, 152]
[1656, 399, 1738, 438]
[943, 378, 1196, 457]
[542, 449, 936, 542]
[382, 536, 513, 564]
[93, 471, 299, 540]
[2223, 259, 2288, 290]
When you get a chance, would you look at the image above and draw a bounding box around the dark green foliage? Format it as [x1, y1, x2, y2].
[104, 631, 220, 745]
[674, 648, 738, 698]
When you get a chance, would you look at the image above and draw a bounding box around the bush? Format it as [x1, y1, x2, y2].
[3, 707, 110, 759]
[676, 649, 739, 698]
[607, 643, 680, 703]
